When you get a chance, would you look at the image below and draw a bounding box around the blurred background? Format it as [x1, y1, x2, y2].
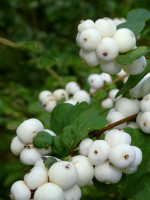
[0, 0, 150, 199]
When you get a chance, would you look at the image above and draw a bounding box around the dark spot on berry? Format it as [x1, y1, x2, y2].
[94, 150, 98, 154]
[103, 52, 108, 56]
[124, 155, 129, 160]
[143, 122, 147, 126]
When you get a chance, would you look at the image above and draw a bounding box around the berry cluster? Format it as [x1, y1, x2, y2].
[79, 129, 142, 183]
[76, 18, 147, 75]
[10, 118, 56, 165]
[39, 81, 90, 112]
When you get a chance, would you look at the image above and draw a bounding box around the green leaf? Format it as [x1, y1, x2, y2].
[38, 55, 58, 68]
[44, 157, 58, 169]
[50, 102, 89, 135]
[62, 107, 107, 152]
[16, 41, 39, 52]
[33, 131, 54, 148]
[116, 60, 150, 97]
[116, 46, 150, 65]
[117, 21, 145, 38]
[117, 9, 150, 37]
[127, 8, 150, 22]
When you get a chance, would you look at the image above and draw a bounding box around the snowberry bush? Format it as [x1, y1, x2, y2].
[9, 8, 150, 200]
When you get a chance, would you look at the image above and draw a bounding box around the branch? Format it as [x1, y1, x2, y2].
[0, 37, 16, 48]
[90, 74, 128, 95]
[89, 113, 138, 138]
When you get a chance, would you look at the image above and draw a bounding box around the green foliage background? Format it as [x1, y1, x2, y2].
[0, 0, 150, 199]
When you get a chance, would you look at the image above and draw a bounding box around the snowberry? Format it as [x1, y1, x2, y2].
[73, 90, 91, 104]
[72, 155, 94, 187]
[53, 89, 68, 101]
[100, 72, 112, 82]
[106, 110, 127, 129]
[113, 17, 126, 26]
[10, 136, 25, 155]
[113, 28, 136, 53]
[16, 118, 44, 144]
[141, 77, 150, 96]
[64, 185, 82, 200]
[20, 147, 41, 165]
[39, 90, 52, 102]
[136, 111, 143, 125]
[88, 74, 104, 89]
[44, 129, 56, 136]
[109, 89, 121, 101]
[36, 147, 51, 156]
[126, 56, 147, 75]
[129, 146, 142, 167]
[117, 69, 127, 77]
[108, 144, 136, 168]
[95, 161, 122, 183]
[100, 60, 122, 74]
[42, 96, 57, 112]
[76, 32, 81, 47]
[96, 37, 119, 61]
[65, 81, 80, 96]
[141, 94, 150, 112]
[123, 165, 138, 174]
[101, 98, 113, 109]
[115, 98, 140, 117]
[78, 19, 94, 32]
[34, 156, 60, 169]
[88, 140, 110, 165]
[80, 49, 100, 66]
[105, 129, 131, 146]
[78, 28, 101, 50]
[24, 167, 48, 190]
[94, 18, 116, 37]
[65, 99, 77, 105]
[34, 183, 64, 200]
[126, 122, 138, 128]
[48, 161, 77, 190]
[139, 111, 150, 133]
[10, 180, 31, 200]
[130, 79, 143, 98]
[79, 138, 93, 156]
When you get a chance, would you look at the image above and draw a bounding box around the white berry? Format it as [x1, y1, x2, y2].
[78, 19, 94, 32]
[139, 111, 150, 133]
[80, 49, 100, 67]
[141, 77, 150, 96]
[100, 60, 122, 74]
[96, 37, 119, 61]
[48, 161, 77, 190]
[11, 180, 31, 200]
[79, 138, 93, 156]
[141, 94, 150, 112]
[64, 185, 82, 200]
[88, 140, 110, 165]
[65, 81, 80, 96]
[113, 28, 136, 53]
[10, 136, 25, 155]
[78, 28, 101, 50]
[17, 118, 44, 144]
[95, 18, 116, 37]
[88, 74, 104, 89]
[108, 144, 136, 168]
[105, 129, 131, 146]
[53, 89, 68, 101]
[95, 161, 122, 183]
[34, 183, 64, 200]
[39, 90, 52, 102]
[73, 90, 91, 104]
[101, 98, 113, 109]
[72, 155, 94, 187]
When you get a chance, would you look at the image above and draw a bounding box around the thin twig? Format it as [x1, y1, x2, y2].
[45, 67, 64, 83]
[0, 37, 16, 48]
[89, 113, 138, 138]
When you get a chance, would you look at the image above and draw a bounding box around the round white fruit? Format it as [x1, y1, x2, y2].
[95, 161, 122, 183]
[48, 161, 77, 190]
[104, 129, 131, 146]
[11, 180, 31, 200]
[100, 60, 122, 74]
[43, 96, 57, 112]
[141, 94, 150, 112]
[10, 136, 25, 155]
[139, 111, 150, 133]
[34, 183, 64, 200]
[96, 37, 119, 61]
[72, 155, 94, 187]
[16, 118, 44, 144]
[79, 138, 93, 156]
[39, 90, 52, 102]
[141, 77, 150, 96]
[73, 90, 91, 104]
[94, 18, 116, 37]
[78, 28, 101, 50]
[64, 185, 82, 200]
[108, 144, 136, 168]
[88, 140, 110, 165]
[53, 89, 68, 101]
[80, 49, 100, 67]
[65, 82, 80, 96]
[88, 74, 104, 89]
[101, 98, 113, 109]
[78, 19, 94, 32]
